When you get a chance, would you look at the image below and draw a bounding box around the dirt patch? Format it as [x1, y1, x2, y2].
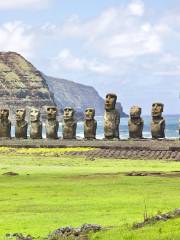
[126, 172, 162, 177]
[126, 171, 180, 178]
[133, 208, 180, 229]
[67, 172, 122, 180]
[2, 172, 19, 176]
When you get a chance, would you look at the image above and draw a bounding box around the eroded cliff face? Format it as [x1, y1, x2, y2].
[0, 52, 55, 118]
[45, 76, 128, 117]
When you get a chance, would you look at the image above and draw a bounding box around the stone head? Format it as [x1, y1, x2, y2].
[152, 103, 164, 117]
[30, 108, 40, 122]
[46, 106, 57, 120]
[0, 109, 9, 120]
[130, 106, 142, 119]
[63, 107, 74, 120]
[85, 108, 95, 120]
[16, 109, 26, 122]
[105, 93, 117, 110]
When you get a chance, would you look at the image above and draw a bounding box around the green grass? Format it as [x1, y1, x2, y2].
[0, 148, 180, 239]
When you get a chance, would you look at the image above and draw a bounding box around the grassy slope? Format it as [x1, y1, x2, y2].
[0, 148, 180, 239]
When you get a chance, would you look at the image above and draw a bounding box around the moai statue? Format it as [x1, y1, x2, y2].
[0, 109, 11, 139]
[45, 106, 59, 139]
[30, 108, 42, 139]
[179, 119, 180, 139]
[15, 109, 28, 139]
[151, 103, 165, 139]
[104, 93, 120, 140]
[84, 108, 97, 140]
[128, 106, 143, 139]
[62, 107, 77, 139]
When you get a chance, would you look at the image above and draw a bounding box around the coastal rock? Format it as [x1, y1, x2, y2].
[45, 76, 128, 117]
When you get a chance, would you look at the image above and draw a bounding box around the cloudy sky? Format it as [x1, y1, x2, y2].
[0, 0, 180, 114]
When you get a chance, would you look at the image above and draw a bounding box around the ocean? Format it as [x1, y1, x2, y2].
[75, 115, 180, 139]
[10, 115, 179, 139]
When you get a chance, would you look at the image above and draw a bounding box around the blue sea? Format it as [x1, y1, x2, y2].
[10, 115, 179, 139]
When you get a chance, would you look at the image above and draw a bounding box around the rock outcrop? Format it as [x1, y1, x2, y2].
[45, 76, 128, 117]
[0, 52, 55, 119]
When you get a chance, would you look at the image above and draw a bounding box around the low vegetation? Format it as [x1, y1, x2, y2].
[0, 148, 180, 239]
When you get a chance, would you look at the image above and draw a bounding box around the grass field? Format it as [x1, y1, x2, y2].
[0, 147, 180, 239]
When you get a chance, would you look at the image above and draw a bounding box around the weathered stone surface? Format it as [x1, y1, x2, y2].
[30, 108, 42, 139]
[151, 103, 165, 139]
[104, 93, 120, 140]
[48, 224, 102, 240]
[0, 109, 11, 138]
[45, 106, 59, 139]
[128, 106, 143, 139]
[62, 107, 77, 139]
[0, 52, 55, 120]
[15, 109, 28, 139]
[0, 139, 179, 160]
[84, 108, 97, 140]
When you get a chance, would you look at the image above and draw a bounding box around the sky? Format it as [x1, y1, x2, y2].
[0, 0, 180, 115]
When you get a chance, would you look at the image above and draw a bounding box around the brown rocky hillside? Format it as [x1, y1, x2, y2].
[0, 52, 55, 118]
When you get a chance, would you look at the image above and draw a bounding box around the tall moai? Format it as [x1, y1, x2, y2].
[151, 103, 165, 139]
[30, 108, 42, 139]
[84, 108, 97, 140]
[128, 106, 143, 139]
[15, 109, 28, 139]
[0, 109, 11, 139]
[45, 106, 59, 139]
[104, 93, 120, 140]
[62, 107, 77, 139]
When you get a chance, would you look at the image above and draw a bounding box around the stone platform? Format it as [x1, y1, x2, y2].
[0, 139, 180, 160]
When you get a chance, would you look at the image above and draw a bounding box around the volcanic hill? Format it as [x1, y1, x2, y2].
[0, 52, 55, 117]
[0, 51, 127, 119]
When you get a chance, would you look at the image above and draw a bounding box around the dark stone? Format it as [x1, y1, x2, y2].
[15, 109, 28, 139]
[0, 109, 11, 139]
[45, 106, 59, 139]
[30, 108, 42, 139]
[128, 106, 143, 139]
[62, 107, 77, 139]
[151, 103, 165, 139]
[84, 108, 97, 140]
[104, 93, 120, 140]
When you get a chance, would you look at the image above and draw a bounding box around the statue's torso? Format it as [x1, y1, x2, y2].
[104, 110, 120, 138]
[0, 120, 11, 138]
[30, 122, 42, 139]
[46, 120, 59, 139]
[15, 121, 28, 139]
[151, 118, 165, 138]
[128, 119, 143, 138]
[84, 120, 97, 139]
[63, 120, 77, 139]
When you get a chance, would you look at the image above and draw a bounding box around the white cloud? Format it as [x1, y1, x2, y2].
[52, 49, 112, 74]
[0, 21, 35, 57]
[57, 4, 162, 60]
[127, 0, 145, 16]
[0, 0, 50, 9]
[37, 1, 180, 86]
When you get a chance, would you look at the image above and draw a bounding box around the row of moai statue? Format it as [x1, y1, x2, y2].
[0, 93, 167, 140]
[104, 93, 166, 139]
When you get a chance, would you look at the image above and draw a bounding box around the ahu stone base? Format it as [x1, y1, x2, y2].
[0, 139, 180, 160]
